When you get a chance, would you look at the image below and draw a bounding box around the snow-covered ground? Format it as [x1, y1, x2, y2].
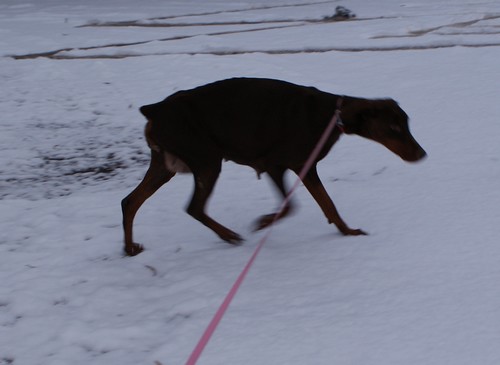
[1, 1, 500, 364]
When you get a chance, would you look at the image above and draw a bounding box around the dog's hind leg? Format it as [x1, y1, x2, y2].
[187, 161, 243, 244]
[295, 164, 367, 236]
[121, 150, 175, 256]
[254, 167, 294, 231]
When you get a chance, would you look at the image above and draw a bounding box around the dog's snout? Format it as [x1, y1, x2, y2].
[405, 145, 427, 162]
[417, 147, 427, 160]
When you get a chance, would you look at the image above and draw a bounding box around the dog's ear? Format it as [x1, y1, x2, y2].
[342, 100, 377, 134]
[358, 104, 379, 122]
[344, 99, 398, 135]
[357, 99, 399, 123]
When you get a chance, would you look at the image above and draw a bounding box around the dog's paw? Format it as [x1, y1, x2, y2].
[221, 231, 244, 245]
[341, 228, 368, 236]
[124, 242, 144, 256]
[253, 214, 277, 231]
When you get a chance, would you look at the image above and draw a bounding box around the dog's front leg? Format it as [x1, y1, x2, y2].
[295, 165, 367, 236]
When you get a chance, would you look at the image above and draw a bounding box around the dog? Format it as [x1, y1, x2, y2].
[121, 78, 426, 256]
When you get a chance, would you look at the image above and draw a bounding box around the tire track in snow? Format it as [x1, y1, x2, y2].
[8, 12, 500, 60]
[371, 13, 500, 39]
[10, 23, 305, 60]
[12, 42, 500, 60]
[6, 16, 418, 60]
[78, 0, 338, 27]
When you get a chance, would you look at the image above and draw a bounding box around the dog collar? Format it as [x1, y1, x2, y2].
[337, 117, 345, 133]
[336, 96, 345, 133]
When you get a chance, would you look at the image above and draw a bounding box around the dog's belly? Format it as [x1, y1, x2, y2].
[163, 151, 191, 173]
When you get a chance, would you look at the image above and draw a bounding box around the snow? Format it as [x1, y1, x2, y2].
[1, 0, 500, 364]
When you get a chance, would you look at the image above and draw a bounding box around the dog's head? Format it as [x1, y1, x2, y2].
[342, 98, 427, 162]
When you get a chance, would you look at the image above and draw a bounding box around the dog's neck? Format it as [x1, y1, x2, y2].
[333, 95, 365, 135]
[335, 95, 346, 133]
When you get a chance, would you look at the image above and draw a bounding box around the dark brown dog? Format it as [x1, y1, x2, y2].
[122, 78, 426, 256]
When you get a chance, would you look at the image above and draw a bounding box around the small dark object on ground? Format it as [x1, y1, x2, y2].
[324, 6, 356, 21]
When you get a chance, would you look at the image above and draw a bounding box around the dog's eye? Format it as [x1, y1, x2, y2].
[390, 125, 402, 133]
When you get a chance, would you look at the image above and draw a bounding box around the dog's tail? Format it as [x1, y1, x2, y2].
[140, 104, 161, 153]
[140, 104, 191, 173]
[139, 104, 158, 120]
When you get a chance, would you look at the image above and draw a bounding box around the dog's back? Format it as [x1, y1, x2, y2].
[140, 78, 340, 171]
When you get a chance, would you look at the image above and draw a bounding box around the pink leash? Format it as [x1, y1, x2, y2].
[185, 98, 343, 365]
